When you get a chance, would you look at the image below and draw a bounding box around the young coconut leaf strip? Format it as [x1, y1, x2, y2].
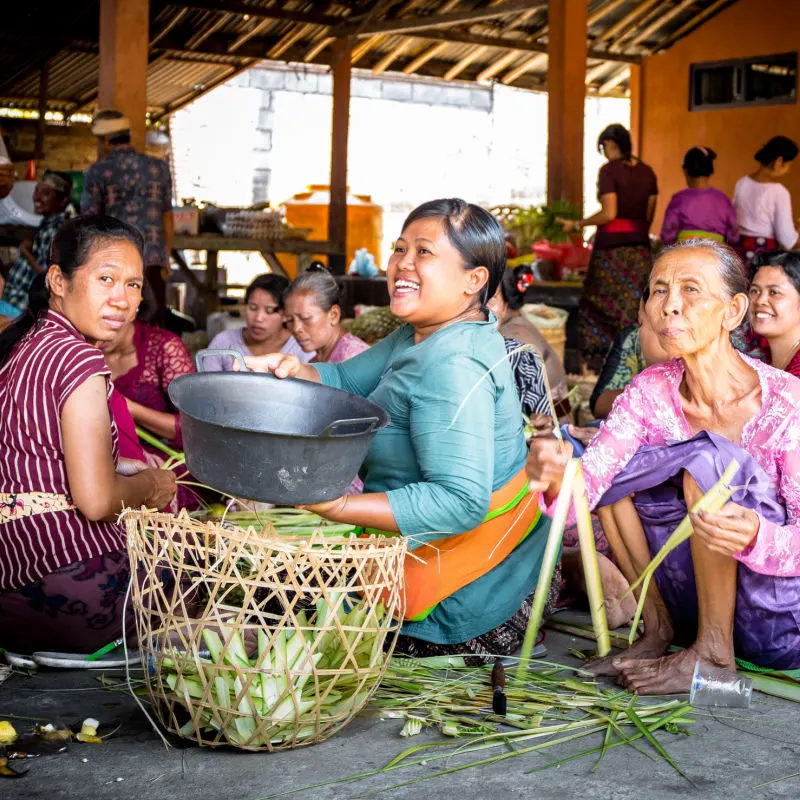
[253, 658, 694, 799]
[517, 460, 611, 680]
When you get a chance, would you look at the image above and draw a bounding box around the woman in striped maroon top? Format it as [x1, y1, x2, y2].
[0, 215, 176, 655]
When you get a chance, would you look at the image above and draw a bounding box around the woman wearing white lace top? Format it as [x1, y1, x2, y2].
[733, 136, 799, 266]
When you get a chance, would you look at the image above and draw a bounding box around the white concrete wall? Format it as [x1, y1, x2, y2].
[170, 62, 629, 279]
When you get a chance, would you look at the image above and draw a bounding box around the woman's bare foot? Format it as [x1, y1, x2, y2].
[596, 553, 637, 630]
[615, 643, 736, 695]
[585, 623, 673, 677]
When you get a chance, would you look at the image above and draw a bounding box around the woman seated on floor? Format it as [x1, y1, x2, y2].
[204, 273, 314, 371]
[101, 285, 198, 507]
[590, 296, 670, 418]
[0, 215, 176, 655]
[283, 265, 369, 363]
[242, 198, 556, 664]
[748, 251, 800, 380]
[528, 239, 800, 694]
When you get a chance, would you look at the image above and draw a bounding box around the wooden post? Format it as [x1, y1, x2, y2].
[328, 37, 352, 275]
[628, 62, 643, 158]
[35, 61, 50, 162]
[547, 0, 587, 209]
[98, 0, 149, 150]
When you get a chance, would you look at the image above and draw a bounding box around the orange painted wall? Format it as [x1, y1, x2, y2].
[640, 0, 800, 232]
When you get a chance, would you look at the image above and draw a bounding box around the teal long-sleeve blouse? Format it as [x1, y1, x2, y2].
[314, 317, 550, 644]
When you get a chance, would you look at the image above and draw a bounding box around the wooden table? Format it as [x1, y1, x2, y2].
[171, 234, 345, 321]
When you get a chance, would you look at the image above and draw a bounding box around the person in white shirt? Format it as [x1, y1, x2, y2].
[733, 136, 799, 266]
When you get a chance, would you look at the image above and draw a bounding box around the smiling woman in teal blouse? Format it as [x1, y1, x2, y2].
[243, 199, 553, 662]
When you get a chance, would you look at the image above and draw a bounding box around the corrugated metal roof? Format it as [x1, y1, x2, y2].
[0, 0, 741, 118]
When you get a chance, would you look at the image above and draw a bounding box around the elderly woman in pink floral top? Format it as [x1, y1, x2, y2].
[528, 239, 800, 695]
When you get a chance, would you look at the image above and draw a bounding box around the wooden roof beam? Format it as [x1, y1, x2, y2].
[185, 13, 234, 50]
[372, 39, 414, 74]
[586, 0, 630, 27]
[585, 60, 612, 84]
[151, 60, 255, 121]
[150, 8, 189, 46]
[627, 0, 704, 48]
[352, 0, 461, 66]
[476, 49, 521, 82]
[449, 2, 541, 84]
[598, 65, 630, 94]
[653, 0, 732, 53]
[332, 0, 548, 38]
[305, 36, 335, 61]
[444, 45, 489, 80]
[167, 0, 344, 28]
[349, 0, 419, 65]
[501, 52, 547, 84]
[597, 0, 661, 44]
[228, 17, 273, 53]
[402, 41, 449, 74]
[269, 22, 316, 59]
[415, 29, 640, 63]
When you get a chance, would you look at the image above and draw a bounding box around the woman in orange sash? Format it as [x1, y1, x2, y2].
[243, 199, 554, 663]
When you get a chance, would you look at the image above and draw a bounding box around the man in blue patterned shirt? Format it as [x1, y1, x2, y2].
[1, 171, 72, 312]
[82, 111, 174, 324]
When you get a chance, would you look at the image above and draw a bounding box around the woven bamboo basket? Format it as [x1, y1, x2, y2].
[521, 303, 569, 363]
[124, 510, 406, 751]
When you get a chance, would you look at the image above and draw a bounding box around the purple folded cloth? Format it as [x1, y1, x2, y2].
[597, 431, 800, 669]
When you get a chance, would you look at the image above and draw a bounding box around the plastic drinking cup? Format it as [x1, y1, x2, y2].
[689, 660, 753, 708]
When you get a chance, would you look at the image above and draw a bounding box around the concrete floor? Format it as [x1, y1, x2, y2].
[2, 613, 799, 800]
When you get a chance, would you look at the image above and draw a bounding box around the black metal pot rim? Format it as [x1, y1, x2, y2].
[170, 371, 390, 439]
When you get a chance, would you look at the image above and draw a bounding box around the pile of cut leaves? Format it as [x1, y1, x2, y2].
[257, 657, 694, 797]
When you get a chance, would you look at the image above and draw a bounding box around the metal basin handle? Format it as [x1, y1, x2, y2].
[319, 417, 380, 437]
[195, 348, 250, 373]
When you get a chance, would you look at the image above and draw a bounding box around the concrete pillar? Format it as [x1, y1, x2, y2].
[98, 0, 149, 150]
[628, 62, 643, 158]
[328, 37, 351, 274]
[547, 0, 587, 208]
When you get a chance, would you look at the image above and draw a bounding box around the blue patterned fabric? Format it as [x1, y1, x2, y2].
[81, 146, 172, 267]
[1, 213, 68, 311]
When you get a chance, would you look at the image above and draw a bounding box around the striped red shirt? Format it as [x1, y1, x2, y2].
[0, 310, 124, 591]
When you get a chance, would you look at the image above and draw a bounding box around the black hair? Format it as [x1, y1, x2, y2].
[597, 124, 632, 160]
[400, 198, 506, 307]
[0, 215, 144, 366]
[136, 278, 161, 325]
[285, 264, 342, 313]
[755, 136, 798, 166]
[244, 273, 290, 307]
[499, 264, 534, 311]
[109, 130, 132, 146]
[683, 146, 716, 178]
[752, 251, 800, 297]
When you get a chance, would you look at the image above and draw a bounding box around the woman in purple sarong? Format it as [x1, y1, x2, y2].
[528, 239, 800, 695]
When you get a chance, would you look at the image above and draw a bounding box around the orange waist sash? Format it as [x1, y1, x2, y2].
[395, 469, 542, 622]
